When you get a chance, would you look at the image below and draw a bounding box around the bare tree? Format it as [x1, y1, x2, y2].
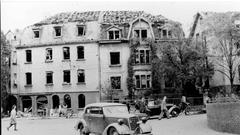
[202, 13, 240, 93]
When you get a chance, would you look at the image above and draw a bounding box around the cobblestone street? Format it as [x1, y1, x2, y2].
[1, 114, 236, 135]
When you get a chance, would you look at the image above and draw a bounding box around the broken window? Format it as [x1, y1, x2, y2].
[135, 74, 151, 89]
[26, 50, 32, 63]
[135, 75, 140, 88]
[46, 48, 52, 61]
[135, 50, 140, 64]
[110, 52, 120, 65]
[33, 30, 40, 38]
[26, 72, 32, 85]
[141, 30, 147, 39]
[108, 30, 120, 40]
[78, 69, 85, 83]
[46, 72, 53, 84]
[63, 47, 70, 60]
[63, 70, 71, 83]
[134, 30, 140, 38]
[77, 26, 85, 36]
[141, 75, 146, 88]
[162, 30, 167, 38]
[140, 50, 145, 63]
[146, 75, 151, 88]
[111, 76, 121, 89]
[77, 46, 84, 59]
[54, 26, 62, 37]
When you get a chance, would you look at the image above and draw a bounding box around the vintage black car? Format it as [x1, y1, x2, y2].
[75, 102, 151, 135]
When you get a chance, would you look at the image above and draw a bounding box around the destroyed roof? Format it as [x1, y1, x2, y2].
[33, 11, 178, 26]
[34, 11, 101, 25]
[102, 11, 169, 24]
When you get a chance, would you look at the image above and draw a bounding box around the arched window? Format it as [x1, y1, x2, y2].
[52, 95, 59, 109]
[78, 94, 85, 108]
[64, 94, 71, 108]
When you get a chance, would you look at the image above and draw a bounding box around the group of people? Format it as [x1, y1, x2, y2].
[134, 96, 189, 120]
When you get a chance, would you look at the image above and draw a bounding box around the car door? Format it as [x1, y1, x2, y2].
[88, 107, 106, 134]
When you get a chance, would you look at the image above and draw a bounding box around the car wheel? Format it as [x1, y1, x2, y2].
[79, 124, 89, 135]
[108, 127, 119, 135]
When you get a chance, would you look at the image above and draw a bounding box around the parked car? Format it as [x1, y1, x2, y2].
[74, 102, 151, 135]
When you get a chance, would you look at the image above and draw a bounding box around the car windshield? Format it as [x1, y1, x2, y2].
[103, 105, 128, 115]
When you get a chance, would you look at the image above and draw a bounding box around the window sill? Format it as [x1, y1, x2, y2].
[24, 84, 33, 87]
[62, 83, 71, 86]
[76, 59, 85, 61]
[134, 63, 151, 65]
[25, 62, 32, 64]
[45, 83, 54, 86]
[62, 59, 71, 62]
[45, 60, 53, 63]
[54, 36, 62, 39]
[109, 64, 121, 67]
[77, 82, 86, 85]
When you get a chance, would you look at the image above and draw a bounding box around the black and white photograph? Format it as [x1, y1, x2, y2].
[1, 0, 240, 135]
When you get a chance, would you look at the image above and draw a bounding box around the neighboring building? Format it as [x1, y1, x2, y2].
[6, 11, 182, 115]
[189, 12, 240, 92]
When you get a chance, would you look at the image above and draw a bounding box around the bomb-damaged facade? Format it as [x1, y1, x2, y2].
[6, 11, 183, 115]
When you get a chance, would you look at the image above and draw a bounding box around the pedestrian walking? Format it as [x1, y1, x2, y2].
[7, 105, 17, 131]
[158, 96, 170, 120]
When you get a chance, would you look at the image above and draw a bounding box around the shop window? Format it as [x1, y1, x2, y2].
[111, 76, 121, 89]
[77, 69, 85, 83]
[63, 70, 71, 83]
[77, 46, 84, 59]
[46, 48, 52, 61]
[110, 52, 120, 65]
[46, 72, 53, 84]
[26, 72, 32, 85]
[54, 26, 62, 37]
[77, 26, 85, 36]
[26, 50, 32, 63]
[63, 47, 70, 60]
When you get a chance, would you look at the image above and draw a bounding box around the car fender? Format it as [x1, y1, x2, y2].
[168, 105, 180, 113]
[74, 119, 89, 133]
[102, 123, 133, 135]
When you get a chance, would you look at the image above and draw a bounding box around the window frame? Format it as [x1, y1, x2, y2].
[46, 48, 53, 62]
[63, 70, 71, 84]
[46, 71, 53, 85]
[134, 29, 148, 40]
[134, 74, 151, 89]
[63, 47, 70, 60]
[25, 50, 32, 63]
[25, 72, 32, 85]
[77, 46, 84, 60]
[77, 69, 85, 84]
[54, 26, 62, 37]
[108, 30, 121, 40]
[33, 30, 40, 39]
[110, 76, 121, 90]
[77, 25, 86, 36]
[110, 52, 121, 66]
[135, 49, 151, 65]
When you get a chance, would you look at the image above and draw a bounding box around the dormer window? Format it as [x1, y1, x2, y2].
[77, 25, 86, 36]
[33, 30, 40, 38]
[108, 30, 120, 40]
[134, 29, 148, 39]
[54, 26, 62, 37]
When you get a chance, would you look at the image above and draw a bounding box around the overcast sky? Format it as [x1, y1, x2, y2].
[1, 0, 240, 36]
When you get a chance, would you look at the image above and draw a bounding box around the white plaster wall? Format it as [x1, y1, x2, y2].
[20, 21, 100, 45]
[16, 43, 99, 94]
[100, 43, 130, 97]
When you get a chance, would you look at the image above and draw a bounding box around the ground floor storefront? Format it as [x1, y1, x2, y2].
[9, 91, 99, 116]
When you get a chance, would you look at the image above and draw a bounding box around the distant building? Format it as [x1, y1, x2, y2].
[6, 11, 182, 115]
[189, 12, 240, 92]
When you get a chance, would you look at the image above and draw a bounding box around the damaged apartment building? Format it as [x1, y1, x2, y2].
[6, 11, 182, 115]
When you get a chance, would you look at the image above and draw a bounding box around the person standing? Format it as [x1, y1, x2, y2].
[158, 96, 170, 120]
[7, 105, 17, 131]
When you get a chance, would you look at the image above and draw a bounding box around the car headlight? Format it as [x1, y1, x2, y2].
[118, 119, 124, 125]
